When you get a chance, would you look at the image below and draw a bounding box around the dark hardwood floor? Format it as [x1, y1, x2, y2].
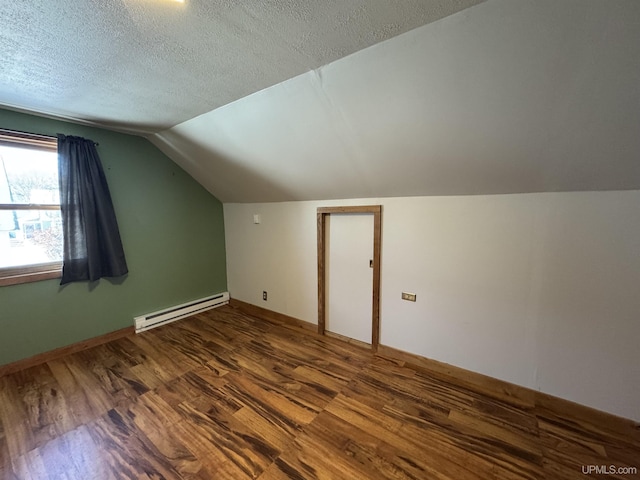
[1, 305, 638, 479]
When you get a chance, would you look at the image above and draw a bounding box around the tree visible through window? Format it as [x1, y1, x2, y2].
[0, 130, 62, 285]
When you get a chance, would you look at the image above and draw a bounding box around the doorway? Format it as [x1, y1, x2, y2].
[317, 205, 381, 350]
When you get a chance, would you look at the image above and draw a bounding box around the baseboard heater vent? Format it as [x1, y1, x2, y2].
[134, 292, 229, 333]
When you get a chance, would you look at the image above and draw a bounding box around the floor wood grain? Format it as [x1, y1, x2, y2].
[0, 305, 638, 479]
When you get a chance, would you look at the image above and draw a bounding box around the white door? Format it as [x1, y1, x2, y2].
[325, 213, 374, 344]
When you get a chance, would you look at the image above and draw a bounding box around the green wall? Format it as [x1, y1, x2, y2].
[0, 108, 227, 366]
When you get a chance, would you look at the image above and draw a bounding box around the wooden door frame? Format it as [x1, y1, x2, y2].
[317, 205, 382, 351]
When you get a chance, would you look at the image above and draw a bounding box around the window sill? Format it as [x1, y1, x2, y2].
[0, 265, 62, 287]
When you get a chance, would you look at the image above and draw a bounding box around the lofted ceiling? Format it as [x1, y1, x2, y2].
[0, 0, 485, 134]
[2, 0, 640, 203]
[151, 0, 640, 202]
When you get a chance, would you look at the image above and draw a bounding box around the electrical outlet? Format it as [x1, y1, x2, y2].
[401, 292, 416, 302]
[263, 291, 267, 301]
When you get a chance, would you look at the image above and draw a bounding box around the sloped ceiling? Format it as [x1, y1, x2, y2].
[151, 0, 640, 203]
[0, 0, 484, 133]
[2, 1, 639, 203]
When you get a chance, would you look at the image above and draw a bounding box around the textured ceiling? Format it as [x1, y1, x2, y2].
[2, 0, 639, 203]
[151, 0, 640, 203]
[0, 0, 485, 134]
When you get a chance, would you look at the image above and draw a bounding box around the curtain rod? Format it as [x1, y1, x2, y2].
[0, 128, 99, 146]
[0, 128, 55, 140]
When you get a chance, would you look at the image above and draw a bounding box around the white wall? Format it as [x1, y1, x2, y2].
[224, 191, 640, 421]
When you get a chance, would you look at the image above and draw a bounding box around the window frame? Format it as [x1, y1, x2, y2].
[0, 129, 62, 286]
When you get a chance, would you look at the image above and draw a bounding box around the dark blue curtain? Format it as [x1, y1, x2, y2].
[57, 134, 128, 285]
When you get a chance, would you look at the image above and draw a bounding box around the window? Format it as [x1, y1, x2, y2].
[0, 129, 62, 286]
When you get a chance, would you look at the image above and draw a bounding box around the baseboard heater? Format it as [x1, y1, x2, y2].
[134, 292, 229, 333]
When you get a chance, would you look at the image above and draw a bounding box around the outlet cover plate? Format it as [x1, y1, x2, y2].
[401, 292, 416, 302]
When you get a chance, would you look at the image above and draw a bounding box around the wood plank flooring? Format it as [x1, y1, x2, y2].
[1, 305, 638, 479]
